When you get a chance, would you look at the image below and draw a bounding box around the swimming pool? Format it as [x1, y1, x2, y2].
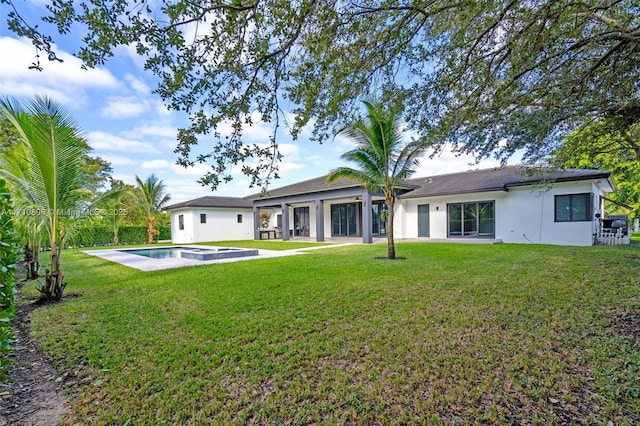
[120, 246, 259, 261]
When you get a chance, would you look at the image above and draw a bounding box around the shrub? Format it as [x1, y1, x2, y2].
[0, 180, 17, 382]
[74, 225, 171, 247]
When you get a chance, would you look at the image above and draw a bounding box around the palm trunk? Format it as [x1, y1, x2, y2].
[32, 243, 40, 278]
[387, 197, 396, 259]
[147, 217, 155, 244]
[39, 241, 65, 303]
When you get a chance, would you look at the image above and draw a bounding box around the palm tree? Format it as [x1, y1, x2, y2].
[328, 100, 428, 259]
[0, 96, 91, 302]
[134, 175, 170, 244]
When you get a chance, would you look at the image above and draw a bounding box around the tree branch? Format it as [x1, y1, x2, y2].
[165, 0, 259, 30]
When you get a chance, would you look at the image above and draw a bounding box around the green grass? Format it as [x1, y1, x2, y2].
[22, 243, 640, 424]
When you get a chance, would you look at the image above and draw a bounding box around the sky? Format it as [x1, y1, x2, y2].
[0, 3, 512, 204]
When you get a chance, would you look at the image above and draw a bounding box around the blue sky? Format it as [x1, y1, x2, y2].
[1, 3, 511, 204]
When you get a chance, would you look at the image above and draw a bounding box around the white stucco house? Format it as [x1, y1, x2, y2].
[166, 166, 617, 246]
[166, 196, 254, 243]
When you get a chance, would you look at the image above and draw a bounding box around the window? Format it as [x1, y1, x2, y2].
[200, 213, 206, 224]
[555, 193, 592, 222]
[237, 214, 243, 223]
[178, 214, 184, 230]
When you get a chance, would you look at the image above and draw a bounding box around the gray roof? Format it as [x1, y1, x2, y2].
[166, 196, 252, 210]
[400, 166, 611, 199]
[251, 175, 419, 201]
[170, 166, 612, 208]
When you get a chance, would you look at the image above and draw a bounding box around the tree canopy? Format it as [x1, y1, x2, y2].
[551, 119, 640, 219]
[6, 0, 639, 188]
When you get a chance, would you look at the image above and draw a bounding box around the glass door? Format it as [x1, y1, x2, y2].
[294, 207, 310, 237]
[447, 201, 494, 238]
[331, 203, 361, 237]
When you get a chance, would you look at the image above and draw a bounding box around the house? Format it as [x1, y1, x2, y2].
[165, 196, 253, 243]
[167, 166, 616, 246]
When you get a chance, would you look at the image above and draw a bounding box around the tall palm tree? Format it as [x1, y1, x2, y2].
[134, 174, 170, 244]
[0, 96, 91, 302]
[329, 100, 428, 259]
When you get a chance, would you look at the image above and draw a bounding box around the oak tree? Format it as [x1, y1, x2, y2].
[5, 0, 639, 187]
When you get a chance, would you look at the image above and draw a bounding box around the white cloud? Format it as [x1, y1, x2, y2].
[125, 74, 150, 95]
[100, 96, 148, 119]
[0, 37, 119, 107]
[98, 153, 139, 167]
[87, 131, 160, 153]
[413, 146, 504, 177]
[169, 162, 211, 176]
[113, 43, 148, 70]
[123, 124, 178, 139]
[141, 159, 171, 169]
[162, 177, 213, 204]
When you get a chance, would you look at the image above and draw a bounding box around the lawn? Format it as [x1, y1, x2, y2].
[21, 242, 640, 424]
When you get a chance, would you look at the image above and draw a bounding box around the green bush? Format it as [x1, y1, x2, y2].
[157, 226, 170, 241]
[0, 180, 17, 383]
[75, 225, 171, 247]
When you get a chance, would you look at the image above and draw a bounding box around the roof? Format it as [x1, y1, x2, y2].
[250, 174, 419, 201]
[165, 196, 252, 210]
[169, 166, 612, 208]
[399, 166, 612, 199]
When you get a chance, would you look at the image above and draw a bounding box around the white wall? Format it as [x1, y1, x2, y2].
[170, 208, 254, 243]
[400, 180, 606, 246]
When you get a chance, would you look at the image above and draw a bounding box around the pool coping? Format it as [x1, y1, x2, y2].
[82, 243, 354, 272]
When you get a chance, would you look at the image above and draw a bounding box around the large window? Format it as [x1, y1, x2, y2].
[448, 201, 494, 238]
[555, 193, 592, 222]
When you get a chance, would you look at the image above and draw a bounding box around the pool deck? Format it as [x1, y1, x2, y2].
[83, 243, 355, 272]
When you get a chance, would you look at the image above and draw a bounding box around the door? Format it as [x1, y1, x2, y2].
[294, 207, 310, 237]
[418, 204, 430, 237]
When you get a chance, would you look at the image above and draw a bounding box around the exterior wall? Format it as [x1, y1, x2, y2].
[170, 207, 254, 243]
[400, 180, 606, 246]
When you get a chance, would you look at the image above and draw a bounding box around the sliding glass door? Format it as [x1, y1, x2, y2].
[448, 201, 494, 238]
[331, 203, 361, 237]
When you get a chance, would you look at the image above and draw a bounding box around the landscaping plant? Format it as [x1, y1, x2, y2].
[329, 100, 428, 259]
[0, 180, 17, 382]
[0, 96, 92, 303]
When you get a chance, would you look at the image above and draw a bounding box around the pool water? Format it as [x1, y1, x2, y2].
[123, 247, 191, 259]
[120, 246, 258, 261]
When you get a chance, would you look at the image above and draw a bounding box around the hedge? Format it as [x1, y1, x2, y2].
[0, 180, 17, 383]
[76, 225, 171, 247]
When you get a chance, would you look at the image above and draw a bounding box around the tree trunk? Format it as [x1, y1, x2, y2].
[24, 244, 35, 280]
[32, 245, 40, 279]
[147, 217, 155, 244]
[38, 242, 66, 304]
[113, 227, 119, 245]
[387, 198, 396, 259]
